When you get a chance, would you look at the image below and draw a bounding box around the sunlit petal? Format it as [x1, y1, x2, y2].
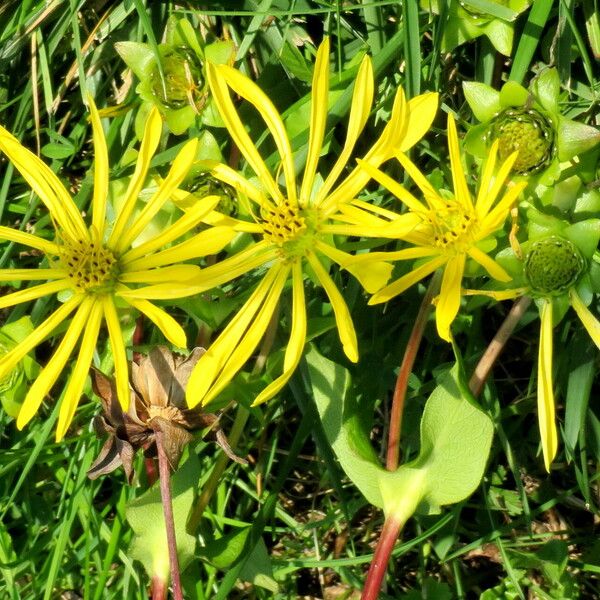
[570, 289, 600, 350]
[0, 226, 60, 255]
[55, 300, 103, 441]
[120, 264, 201, 284]
[447, 115, 471, 209]
[480, 181, 526, 234]
[125, 297, 187, 348]
[369, 255, 447, 305]
[207, 62, 284, 204]
[301, 38, 330, 205]
[103, 297, 130, 411]
[0, 268, 67, 282]
[109, 107, 162, 247]
[538, 300, 558, 472]
[115, 138, 199, 252]
[467, 246, 512, 282]
[252, 262, 307, 406]
[436, 253, 466, 342]
[88, 96, 109, 235]
[306, 251, 358, 362]
[16, 297, 93, 430]
[0, 279, 72, 311]
[476, 151, 519, 221]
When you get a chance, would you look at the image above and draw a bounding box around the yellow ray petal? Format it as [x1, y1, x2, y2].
[399, 92, 439, 151]
[315, 53, 374, 205]
[475, 140, 499, 212]
[87, 96, 109, 235]
[393, 151, 446, 211]
[125, 297, 187, 348]
[306, 251, 358, 362]
[186, 265, 283, 407]
[0, 268, 66, 282]
[467, 246, 512, 282]
[55, 300, 103, 440]
[335, 203, 390, 227]
[369, 255, 447, 305]
[435, 253, 466, 342]
[16, 297, 93, 430]
[122, 195, 222, 263]
[108, 107, 162, 248]
[210, 162, 269, 207]
[0, 226, 60, 255]
[351, 198, 403, 220]
[570, 289, 600, 350]
[116, 138, 199, 252]
[120, 264, 201, 284]
[252, 261, 307, 405]
[356, 158, 426, 213]
[538, 300, 558, 471]
[447, 115, 471, 210]
[202, 210, 263, 233]
[480, 181, 526, 234]
[103, 296, 131, 411]
[463, 287, 527, 301]
[476, 151, 519, 221]
[0, 130, 87, 241]
[201, 264, 291, 406]
[300, 38, 330, 205]
[207, 62, 284, 204]
[123, 227, 236, 272]
[0, 279, 71, 311]
[351, 246, 440, 264]
[315, 240, 393, 294]
[320, 85, 406, 213]
[0, 295, 83, 383]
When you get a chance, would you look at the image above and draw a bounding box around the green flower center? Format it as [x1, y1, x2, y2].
[149, 46, 205, 111]
[261, 201, 317, 259]
[59, 239, 119, 293]
[427, 201, 479, 252]
[524, 236, 584, 295]
[490, 108, 554, 174]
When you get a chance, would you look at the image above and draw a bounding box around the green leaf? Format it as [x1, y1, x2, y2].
[463, 82, 501, 123]
[41, 142, 75, 160]
[461, 0, 518, 20]
[556, 116, 600, 162]
[482, 18, 515, 56]
[126, 454, 200, 582]
[306, 346, 385, 508]
[238, 539, 278, 593]
[204, 40, 235, 66]
[279, 41, 313, 82]
[115, 41, 155, 81]
[532, 68, 560, 114]
[499, 80, 529, 107]
[379, 367, 494, 519]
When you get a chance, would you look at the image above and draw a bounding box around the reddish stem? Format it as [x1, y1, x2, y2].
[386, 274, 440, 471]
[361, 516, 404, 600]
[155, 431, 184, 600]
[150, 576, 167, 600]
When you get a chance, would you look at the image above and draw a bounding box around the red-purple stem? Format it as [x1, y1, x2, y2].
[155, 431, 184, 600]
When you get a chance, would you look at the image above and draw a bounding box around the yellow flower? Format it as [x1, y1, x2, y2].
[131, 38, 438, 407]
[356, 114, 527, 341]
[0, 99, 233, 440]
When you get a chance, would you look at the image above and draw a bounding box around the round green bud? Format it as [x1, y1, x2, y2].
[149, 46, 205, 111]
[490, 108, 555, 174]
[524, 236, 585, 295]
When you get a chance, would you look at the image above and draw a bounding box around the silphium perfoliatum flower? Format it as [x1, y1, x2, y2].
[116, 16, 234, 135]
[422, 0, 530, 56]
[463, 68, 600, 183]
[476, 208, 600, 471]
[0, 98, 233, 440]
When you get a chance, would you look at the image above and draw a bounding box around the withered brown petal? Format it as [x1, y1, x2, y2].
[150, 417, 193, 470]
[87, 437, 136, 482]
[215, 428, 248, 465]
[133, 346, 174, 408]
[170, 347, 205, 408]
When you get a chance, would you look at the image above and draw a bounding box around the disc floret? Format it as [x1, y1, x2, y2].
[428, 201, 479, 253]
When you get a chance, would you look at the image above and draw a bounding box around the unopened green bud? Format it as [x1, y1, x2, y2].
[490, 108, 554, 174]
[524, 236, 584, 295]
[149, 46, 205, 111]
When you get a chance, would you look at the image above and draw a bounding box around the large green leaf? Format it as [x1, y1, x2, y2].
[307, 346, 494, 524]
[126, 454, 200, 582]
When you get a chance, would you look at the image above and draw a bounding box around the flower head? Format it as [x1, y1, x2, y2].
[356, 114, 527, 341]
[488, 210, 600, 470]
[463, 69, 600, 182]
[129, 38, 438, 407]
[0, 99, 233, 440]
